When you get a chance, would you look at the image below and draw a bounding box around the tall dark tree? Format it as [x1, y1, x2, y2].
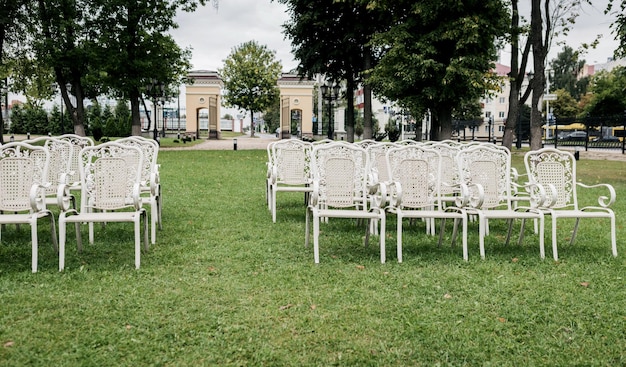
[363, 0, 509, 140]
[93, 0, 212, 136]
[550, 46, 588, 99]
[276, 0, 390, 141]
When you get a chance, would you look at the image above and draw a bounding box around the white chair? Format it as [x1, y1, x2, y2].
[386, 145, 468, 262]
[58, 142, 148, 270]
[305, 142, 387, 263]
[265, 141, 277, 210]
[25, 136, 75, 209]
[268, 139, 313, 223]
[456, 144, 547, 259]
[116, 136, 161, 244]
[0, 142, 57, 272]
[56, 134, 94, 189]
[524, 148, 617, 260]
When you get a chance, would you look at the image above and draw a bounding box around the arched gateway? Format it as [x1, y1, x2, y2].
[184, 71, 314, 140]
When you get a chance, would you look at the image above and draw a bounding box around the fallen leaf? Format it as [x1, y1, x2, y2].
[512, 257, 519, 263]
[3, 341, 14, 348]
[443, 293, 453, 299]
[497, 317, 507, 323]
[279, 304, 294, 311]
[580, 282, 590, 287]
[356, 265, 365, 270]
[310, 304, 317, 310]
[126, 324, 132, 330]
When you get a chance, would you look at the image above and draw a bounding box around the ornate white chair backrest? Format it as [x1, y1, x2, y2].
[524, 148, 578, 209]
[430, 141, 462, 197]
[25, 137, 73, 196]
[79, 143, 143, 211]
[272, 140, 312, 185]
[0, 143, 49, 212]
[387, 145, 441, 209]
[57, 134, 94, 185]
[311, 143, 367, 208]
[366, 142, 398, 184]
[456, 144, 512, 210]
[116, 136, 159, 186]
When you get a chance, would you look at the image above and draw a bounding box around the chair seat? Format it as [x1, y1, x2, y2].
[61, 210, 145, 223]
[0, 211, 52, 224]
[546, 208, 613, 218]
[311, 208, 383, 219]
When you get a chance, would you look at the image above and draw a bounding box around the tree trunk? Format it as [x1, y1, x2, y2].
[130, 91, 142, 136]
[503, 0, 520, 150]
[363, 51, 373, 139]
[530, 0, 546, 150]
[250, 110, 255, 137]
[345, 77, 355, 142]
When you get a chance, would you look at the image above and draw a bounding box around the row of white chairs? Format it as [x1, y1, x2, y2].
[0, 135, 162, 272]
[266, 138, 617, 263]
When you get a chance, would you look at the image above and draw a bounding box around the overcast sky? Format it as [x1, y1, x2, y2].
[170, 0, 621, 73]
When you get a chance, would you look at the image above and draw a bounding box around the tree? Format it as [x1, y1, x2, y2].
[584, 66, 626, 117]
[608, 0, 626, 58]
[263, 101, 281, 136]
[93, 0, 210, 136]
[364, 0, 509, 140]
[276, 0, 390, 141]
[503, 0, 592, 150]
[219, 41, 282, 138]
[550, 89, 580, 118]
[550, 46, 588, 99]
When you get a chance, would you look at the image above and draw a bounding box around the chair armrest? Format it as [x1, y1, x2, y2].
[30, 182, 50, 211]
[386, 181, 402, 209]
[150, 171, 160, 196]
[460, 183, 484, 208]
[309, 180, 320, 207]
[577, 182, 616, 207]
[370, 181, 388, 209]
[132, 183, 143, 210]
[367, 171, 380, 195]
[56, 183, 74, 211]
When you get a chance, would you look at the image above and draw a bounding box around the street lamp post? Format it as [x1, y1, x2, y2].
[1, 79, 7, 144]
[146, 79, 166, 142]
[320, 83, 340, 140]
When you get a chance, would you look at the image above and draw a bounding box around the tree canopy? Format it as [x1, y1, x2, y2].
[219, 41, 282, 138]
[362, 0, 509, 140]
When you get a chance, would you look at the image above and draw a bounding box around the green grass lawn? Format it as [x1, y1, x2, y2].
[1, 149, 625, 366]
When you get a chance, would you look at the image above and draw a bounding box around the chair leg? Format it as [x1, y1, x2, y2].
[143, 211, 149, 252]
[397, 214, 403, 263]
[551, 217, 559, 261]
[49, 215, 58, 253]
[538, 215, 545, 260]
[31, 221, 38, 273]
[610, 214, 617, 257]
[134, 216, 141, 269]
[313, 214, 320, 264]
[478, 213, 486, 259]
[305, 208, 310, 248]
[379, 214, 386, 264]
[59, 217, 66, 271]
[570, 218, 581, 246]
[461, 216, 468, 261]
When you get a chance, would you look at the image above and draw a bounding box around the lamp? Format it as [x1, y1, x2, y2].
[321, 82, 340, 140]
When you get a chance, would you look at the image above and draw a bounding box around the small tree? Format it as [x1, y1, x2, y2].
[219, 41, 282, 138]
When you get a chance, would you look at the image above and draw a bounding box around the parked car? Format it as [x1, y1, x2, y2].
[592, 136, 620, 142]
[558, 131, 588, 141]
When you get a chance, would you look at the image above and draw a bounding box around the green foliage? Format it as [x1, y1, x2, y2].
[608, 0, 626, 58]
[549, 46, 589, 99]
[366, 0, 509, 139]
[551, 89, 581, 118]
[263, 100, 281, 134]
[219, 41, 282, 135]
[585, 66, 626, 117]
[9, 104, 49, 134]
[385, 118, 400, 142]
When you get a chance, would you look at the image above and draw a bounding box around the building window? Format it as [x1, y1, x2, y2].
[499, 97, 506, 104]
[499, 126, 505, 132]
[499, 111, 505, 118]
